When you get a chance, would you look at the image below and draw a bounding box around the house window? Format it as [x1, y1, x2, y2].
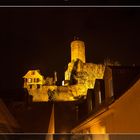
[29, 85, 32, 89]
[37, 84, 40, 89]
[28, 78, 32, 83]
[37, 78, 40, 82]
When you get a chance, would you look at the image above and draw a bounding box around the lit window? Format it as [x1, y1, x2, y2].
[28, 78, 32, 83]
[62, 81, 64, 86]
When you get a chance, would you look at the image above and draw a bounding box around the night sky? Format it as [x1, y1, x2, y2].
[0, 7, 140, 93]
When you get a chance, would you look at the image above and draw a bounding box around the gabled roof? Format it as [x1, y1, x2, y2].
[23, 70, 44, 79]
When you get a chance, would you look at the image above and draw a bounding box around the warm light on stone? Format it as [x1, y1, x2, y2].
[23, 39, 105, 102]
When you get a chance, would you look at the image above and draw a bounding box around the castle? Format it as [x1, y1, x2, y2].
[23, 39, 105, 102]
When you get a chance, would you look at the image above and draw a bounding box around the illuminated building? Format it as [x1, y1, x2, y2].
[21, 38, 140, 138]
[71, 39, 86, 63]
[4, 40, 140, 139]
[23, 39, 105, 102]
[23, 70, 45, 89]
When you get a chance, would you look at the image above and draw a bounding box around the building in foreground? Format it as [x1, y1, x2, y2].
[71, 66, 140, 134]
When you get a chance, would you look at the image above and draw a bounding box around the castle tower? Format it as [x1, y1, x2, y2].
[71, 38, 86, 63]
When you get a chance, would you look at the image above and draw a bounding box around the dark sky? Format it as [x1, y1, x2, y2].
[0, 7, 140, 92]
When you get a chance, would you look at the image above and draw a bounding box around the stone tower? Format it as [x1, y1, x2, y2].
[71, 39, 86, 63]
